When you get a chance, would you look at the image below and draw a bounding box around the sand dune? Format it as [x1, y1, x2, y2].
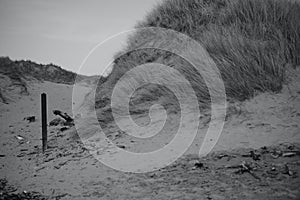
[0, 68, 299, 199]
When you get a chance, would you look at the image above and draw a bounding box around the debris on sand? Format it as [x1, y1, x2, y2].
[116, 144, 126, 149]
[226, 161, 261, 180]
[282, 164, 294, 176]
[15, 135, 24, 141]
[50, 110, 74, 127]
[23, 116, 36, 123]
[242, 150, 261, 161]
[49, 118, 64, 126]
[215, 153, 236, 161]
[282, 152, 298, 157]
[53, 110, 73, 123]
[262, 143, 300, 159]
[60, 127, 69, 132]
[270, 151, 281, 159]
[270, 150, 299, 159]
[14, 135, 29, 145]
[192, 161, 204, 169]
[0, 178, 47, 200]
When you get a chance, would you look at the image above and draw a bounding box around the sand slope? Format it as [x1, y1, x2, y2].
[0, 68, 300, 199]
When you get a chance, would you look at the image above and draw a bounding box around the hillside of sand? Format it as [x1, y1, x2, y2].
[0, 64, 299, 199]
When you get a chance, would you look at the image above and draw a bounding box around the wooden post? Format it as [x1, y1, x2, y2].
[41, 93, 47, 152]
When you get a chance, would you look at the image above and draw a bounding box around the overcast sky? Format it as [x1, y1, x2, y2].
[0, 0, 161, 75]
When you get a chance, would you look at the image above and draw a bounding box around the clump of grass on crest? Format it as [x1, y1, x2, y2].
[96, 0, 300, 109]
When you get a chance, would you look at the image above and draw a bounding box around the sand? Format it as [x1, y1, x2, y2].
[0, 68, 300, 199]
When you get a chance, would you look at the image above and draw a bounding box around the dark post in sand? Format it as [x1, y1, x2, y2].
[41, 93, 47, 152]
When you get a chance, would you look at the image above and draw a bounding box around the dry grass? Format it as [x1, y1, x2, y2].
[96, 0, 300, 109]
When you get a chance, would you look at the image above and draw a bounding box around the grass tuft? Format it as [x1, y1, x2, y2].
[96, 0, 300, 109]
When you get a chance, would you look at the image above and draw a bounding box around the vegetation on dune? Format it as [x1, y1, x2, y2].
[0, 57, 99, 103]
[96, 0, 300, 111]
[0, 56, 87, 85]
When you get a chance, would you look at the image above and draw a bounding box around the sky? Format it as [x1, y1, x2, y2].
[0, 0, 161, 75]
